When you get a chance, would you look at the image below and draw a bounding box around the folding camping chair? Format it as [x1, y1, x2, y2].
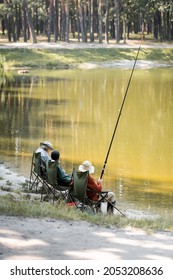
[46, 160, 71, 204]
[69, 169, 109, 214]
[28, 151, 49, 195]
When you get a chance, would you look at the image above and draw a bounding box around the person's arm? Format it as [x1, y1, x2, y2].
[87, 175, 102, 193]
[57, 165, 71, 183]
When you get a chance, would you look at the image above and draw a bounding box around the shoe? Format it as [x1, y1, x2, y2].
[107, 201, 116, 214]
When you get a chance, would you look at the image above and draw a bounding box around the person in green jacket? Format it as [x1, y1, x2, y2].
[51, 150, 72, 186]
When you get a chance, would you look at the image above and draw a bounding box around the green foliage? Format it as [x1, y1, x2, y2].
[0, 54, 6, 67]
[0, 55, 14, 71]
[0, 0, 173, 43]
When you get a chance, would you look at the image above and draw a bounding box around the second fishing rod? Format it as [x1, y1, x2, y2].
[100, 46, 141, 180]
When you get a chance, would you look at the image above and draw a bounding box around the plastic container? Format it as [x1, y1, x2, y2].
[100, 202, 107, 214]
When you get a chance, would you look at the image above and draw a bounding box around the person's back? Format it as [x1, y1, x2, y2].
[78, 160, 116, 213]
[51, 150, 72, 187]
[35, 141, 53, 178]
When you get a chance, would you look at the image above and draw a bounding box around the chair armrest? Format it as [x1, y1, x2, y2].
[86, 189, 110, 194]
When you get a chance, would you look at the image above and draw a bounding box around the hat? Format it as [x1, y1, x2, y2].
[79, 160, 95, 174]
[51, 150, 60, 161]
[40, 141, 53, 150]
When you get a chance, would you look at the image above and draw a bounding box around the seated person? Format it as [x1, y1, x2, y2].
[78, 160, 116, 213]
[51, 150, 72, 187]
[35, 141, 53, 177]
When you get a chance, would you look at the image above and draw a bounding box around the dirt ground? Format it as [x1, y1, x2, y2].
[0, 164, 173, 260]
[0, 215, 173, 260]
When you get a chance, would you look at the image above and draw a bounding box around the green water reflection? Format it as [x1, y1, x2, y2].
[0, 68, 173, 212]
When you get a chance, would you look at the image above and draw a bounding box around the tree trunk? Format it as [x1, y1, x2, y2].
[123, 17, 126, 43]
[141, 17, 145, 40]
[1, 18, 5, 35]
[127, 21, 131, 39]
[11, 16, 17, 42]
[98, 0, 102, 43]
[83, 0, 87, 42]
[61, 1, 66, 41]
[53, 0, 59, 42]
[154, 10, 160, 39]
[75, 0, 80, 41]
[78, 0, 85, 42]
[160, 9, 164, 41]
[15, 3, 20, 40]
[71, 0, 76, 38]
[22, 0, 27, 42]
[65, 0, 69, 42]
[115, 0, 120, 43]
[105, 0, 109, 43]
[47, 0, 53, 42]
[22, 0, 37, 43]
[6, 15, 12, 42]
[89, 0, 94, 42]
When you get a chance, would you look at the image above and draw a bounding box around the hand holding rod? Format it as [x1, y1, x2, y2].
[100, 46, 141, 179]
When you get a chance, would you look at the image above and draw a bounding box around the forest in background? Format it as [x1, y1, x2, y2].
[0, 0, 173, 44]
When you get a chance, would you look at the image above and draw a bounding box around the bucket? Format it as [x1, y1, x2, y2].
[100, 202, 107, 214]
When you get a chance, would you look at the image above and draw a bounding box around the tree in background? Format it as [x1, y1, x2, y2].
[0, 0, 172, 44]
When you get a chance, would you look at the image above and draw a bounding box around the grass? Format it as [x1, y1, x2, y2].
[0, 54, 14, 70]
[0, 47, 173, 69]
[0, 193, 173, 232]
[0, 171, 173, 232]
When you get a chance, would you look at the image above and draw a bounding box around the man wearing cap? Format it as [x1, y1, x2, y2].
[79, 160, 116, 213]
[35, 141, 54, 178]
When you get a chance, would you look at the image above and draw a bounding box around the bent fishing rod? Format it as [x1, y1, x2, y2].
[100, 46, 141, 180]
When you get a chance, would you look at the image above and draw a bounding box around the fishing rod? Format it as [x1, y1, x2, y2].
[100, 46, 141, 180]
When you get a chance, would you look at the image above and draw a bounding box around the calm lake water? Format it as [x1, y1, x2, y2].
[0, 67, 173, 215]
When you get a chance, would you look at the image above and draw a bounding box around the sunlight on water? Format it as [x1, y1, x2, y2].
[0, 67, 173, 211]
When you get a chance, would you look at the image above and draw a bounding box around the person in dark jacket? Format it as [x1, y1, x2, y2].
[51, 150, 72, 186]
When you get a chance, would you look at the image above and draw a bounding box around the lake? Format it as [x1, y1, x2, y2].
[0, 67, 173, 216]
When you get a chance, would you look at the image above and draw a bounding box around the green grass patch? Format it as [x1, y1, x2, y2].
[0, 195, 173, 232]
[140, 48, 173, 61]
[0, 54, 14, 71]
[0, 48, 173, 69]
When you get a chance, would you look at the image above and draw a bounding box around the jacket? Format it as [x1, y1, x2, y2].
[35, 147, 51, 177]
[87, 175, 102, 201]
[57, 163, 72, 186]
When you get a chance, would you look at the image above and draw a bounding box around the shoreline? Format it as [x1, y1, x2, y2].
[0, 162, 27, 192]
[78, 60, 173, 69]
[1, 163, 173, 260]
[1, 40, 173, 71]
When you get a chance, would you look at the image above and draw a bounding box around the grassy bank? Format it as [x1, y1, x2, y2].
[0, 47, 173, 69]
[0, 166, 173, 232]
[0, 191, 173, 232]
